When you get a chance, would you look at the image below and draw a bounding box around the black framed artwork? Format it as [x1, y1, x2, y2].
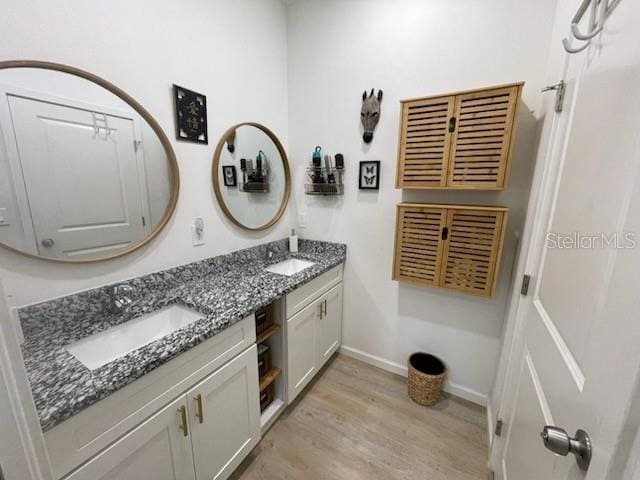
[222, 165, 237, 187]
[173, 84, 208, 144]
[359, 161, 380, 190]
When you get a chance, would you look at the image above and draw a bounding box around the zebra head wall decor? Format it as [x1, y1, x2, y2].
[361, 88, 383, 144]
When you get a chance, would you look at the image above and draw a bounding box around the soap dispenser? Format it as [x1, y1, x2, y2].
[289, 229, 298, 253]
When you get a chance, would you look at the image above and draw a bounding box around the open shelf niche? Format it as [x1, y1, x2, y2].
[255, 299, 286, 432]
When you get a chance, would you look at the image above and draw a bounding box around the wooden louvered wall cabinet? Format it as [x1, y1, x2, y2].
[396, 82, 523, 190]
[393, 203, 508, 297]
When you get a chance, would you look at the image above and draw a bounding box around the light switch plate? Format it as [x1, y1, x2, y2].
[298, 213, 307, 229]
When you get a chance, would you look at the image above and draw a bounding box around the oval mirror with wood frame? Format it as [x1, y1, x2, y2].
[0, 61, 179, 263]
[212, 123, 290, 231]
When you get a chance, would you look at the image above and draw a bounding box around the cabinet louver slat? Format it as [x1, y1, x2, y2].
[396, 97, 454, 188]
[393, 205, 446, 286]
[396, 82, 523, 190]
[393, 203, 507, 297]
[448, 86, 519, 188]
[440, 209, 506, 296]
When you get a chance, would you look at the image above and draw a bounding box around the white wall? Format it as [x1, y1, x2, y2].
[0, 0, 291, 307]
[0, 68, 170, 251]
[287, 0, 557, 402]
[0, 0, 559, 403]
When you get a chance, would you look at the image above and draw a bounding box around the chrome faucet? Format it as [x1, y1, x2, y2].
[265, 246, 277, 261]
[107, 284, 134, 314]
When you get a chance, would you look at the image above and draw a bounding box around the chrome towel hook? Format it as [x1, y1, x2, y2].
[562, 37, 590, 54]
[562, 0, 623, 54]
[571, 0, 605, 41]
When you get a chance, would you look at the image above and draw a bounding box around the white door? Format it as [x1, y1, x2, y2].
[189, 345, 260, 480]
[494, 2, 640, 479]
[8, 94, 147, 259]
[66, 395, 196, 480]
[287, 298, 320, 403]
[317, 284, 342, 367]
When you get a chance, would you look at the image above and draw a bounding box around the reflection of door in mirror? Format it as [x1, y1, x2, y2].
[7, 94, 148, 259]
[0, 66, 173, 261]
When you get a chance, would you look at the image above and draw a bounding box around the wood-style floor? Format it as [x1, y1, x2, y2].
[231, 354, 488, 480]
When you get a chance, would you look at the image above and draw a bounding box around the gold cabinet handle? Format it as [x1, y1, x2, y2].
[194, 393, 204, 424]
[178, 405, 189, 437]
[324, 299, 328, 317]
[318, 301, 323, 319]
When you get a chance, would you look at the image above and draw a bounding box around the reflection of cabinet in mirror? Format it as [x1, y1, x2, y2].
[239, 152, 270, 193]
[0, 61, 179, 263]
[213, 122, 291, 231]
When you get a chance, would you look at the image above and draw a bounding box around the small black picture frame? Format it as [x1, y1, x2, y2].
[222, 165, 237, 187]
[359, 161, 380, 190]
[173, 84, 208, 144]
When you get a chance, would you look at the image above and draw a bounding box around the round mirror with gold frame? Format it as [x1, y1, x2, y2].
[0, 60, 179, 263]
[212, 122, 290, 231]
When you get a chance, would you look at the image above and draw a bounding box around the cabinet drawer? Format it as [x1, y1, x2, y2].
[46, 315, 255, 479]
[286, 265, 343, 318]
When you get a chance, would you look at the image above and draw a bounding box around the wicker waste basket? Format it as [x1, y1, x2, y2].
[408, 352, 446, 406]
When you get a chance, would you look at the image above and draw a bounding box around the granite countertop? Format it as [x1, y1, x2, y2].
[19, 239, 346, 432]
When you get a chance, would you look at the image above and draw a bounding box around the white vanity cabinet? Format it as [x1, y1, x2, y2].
[47, 316, 259, 480]
[286, 265, 343, 403]
[65, 345, 259, 480]
[45, 263, 345, 480]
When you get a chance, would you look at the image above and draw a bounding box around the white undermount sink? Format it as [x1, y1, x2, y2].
[65, 304, 203, 370]
[265, 258, 315, 276]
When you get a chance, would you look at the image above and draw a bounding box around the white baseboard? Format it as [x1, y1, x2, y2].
[340, 345, 408, 376]
[339, 345, 487, 406]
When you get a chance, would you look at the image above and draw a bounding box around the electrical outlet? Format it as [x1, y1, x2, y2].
[191, 218, 205, 246]
[298, 213, 307, 229]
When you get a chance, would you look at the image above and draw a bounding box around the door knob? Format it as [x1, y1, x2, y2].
[41, 238, 54, 248]
[541, 426, 592, 471]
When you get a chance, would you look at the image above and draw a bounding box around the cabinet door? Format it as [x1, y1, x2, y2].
[392, 204, 447, 287]
[287, 299, 320, 403]
[65, 396, 195, 480]
[440, 207, 507, 297]
[188, 345, 260, 480]
[317, 284, 343, 368]
[447, 84, 521, 189]
[396, 96, 455, 188]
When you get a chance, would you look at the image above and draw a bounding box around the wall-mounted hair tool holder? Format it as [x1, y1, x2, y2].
[305, 147, 344, 195]
[240, 151, 270, 193]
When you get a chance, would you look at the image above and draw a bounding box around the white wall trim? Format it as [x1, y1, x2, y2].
[487, 397, 495, 452]
[339, 345, 488, 406]
[0, 282, 52, 479]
